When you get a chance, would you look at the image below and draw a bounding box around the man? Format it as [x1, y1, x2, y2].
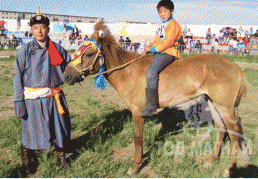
[0, 20, 6, 37]
[14, 7, 72, 175]
[206, 28, 212, 44]
[229, 37, 238, 55]
[254, 30, 258, 38]
[72, 24, 79, 39]
[250, 35, 258, 48]
[194, 40, 202, 54]
[10, 34, 18, 47]
[125, 37, 132, 50]
[119, 36, 125, 49]
[237, 40, 245, 55]
[218, 30, 224, 44]
[24, 22, 32, 37]
[185, 28, 193, 42]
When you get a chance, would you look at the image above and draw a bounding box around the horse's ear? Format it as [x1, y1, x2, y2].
[94, 20, 106, 31]
[90, 30, 99, 43]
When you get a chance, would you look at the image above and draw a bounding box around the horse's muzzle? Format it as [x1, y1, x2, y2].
[64, 71, 84, 85]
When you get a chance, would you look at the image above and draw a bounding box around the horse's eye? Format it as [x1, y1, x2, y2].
[86, 53, 93, 57]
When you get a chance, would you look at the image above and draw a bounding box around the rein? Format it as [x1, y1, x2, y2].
[90, 52, 145, 77]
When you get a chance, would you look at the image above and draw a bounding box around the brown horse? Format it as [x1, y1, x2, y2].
[64, 21, 247, 177]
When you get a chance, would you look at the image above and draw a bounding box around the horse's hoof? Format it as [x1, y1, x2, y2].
[127, 166, 139, 176]
[222, 168, 230, 178]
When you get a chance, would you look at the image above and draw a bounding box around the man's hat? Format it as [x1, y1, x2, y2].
[29, 6, 49, 26]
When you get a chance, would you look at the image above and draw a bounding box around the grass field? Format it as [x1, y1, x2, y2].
[0, 54, 258, 177]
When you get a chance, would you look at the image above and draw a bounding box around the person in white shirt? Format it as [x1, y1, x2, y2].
[229, 37, 238, 55]
[185, 28, 193, 42]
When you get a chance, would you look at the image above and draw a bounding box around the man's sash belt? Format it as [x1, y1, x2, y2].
[24, 86, 65, 114]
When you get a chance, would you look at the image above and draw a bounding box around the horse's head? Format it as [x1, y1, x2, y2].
[64, 21, 111, 85]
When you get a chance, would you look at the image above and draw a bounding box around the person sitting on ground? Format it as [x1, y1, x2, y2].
[139, 0, 181, 117]
[194, 40, 202, 54]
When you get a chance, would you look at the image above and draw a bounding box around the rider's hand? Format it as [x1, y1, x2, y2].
[144, 45, 151, 52]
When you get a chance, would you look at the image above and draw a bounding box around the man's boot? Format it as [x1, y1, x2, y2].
[139, 88, 158, 117]
[21, 147, 31, 175]
[56, 151, 70, 169]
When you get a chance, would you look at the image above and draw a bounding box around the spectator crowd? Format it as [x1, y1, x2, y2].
[177, 26, 258, 55]
[1, 19, 258, 56]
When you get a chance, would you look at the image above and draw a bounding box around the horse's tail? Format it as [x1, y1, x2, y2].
[235, 69, 247, 108]
[234, 69, 247, 150]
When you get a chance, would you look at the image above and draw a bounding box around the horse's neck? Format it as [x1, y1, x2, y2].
[103, 46, 139, 88]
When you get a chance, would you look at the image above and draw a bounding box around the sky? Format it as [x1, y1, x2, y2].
[1, 0, 258, 26]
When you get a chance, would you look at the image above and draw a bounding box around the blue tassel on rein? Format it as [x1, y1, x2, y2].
[94, 65, 109, 90]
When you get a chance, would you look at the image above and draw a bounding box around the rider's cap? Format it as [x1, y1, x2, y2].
[30, 6, 50, 27]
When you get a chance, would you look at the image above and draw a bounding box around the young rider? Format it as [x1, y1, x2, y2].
[139, 0, 182, 117]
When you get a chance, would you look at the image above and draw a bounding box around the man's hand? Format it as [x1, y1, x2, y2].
[15, 101, 28, 119]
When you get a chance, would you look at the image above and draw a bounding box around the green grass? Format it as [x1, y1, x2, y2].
[243, 68, 258, 86]
[67, 50, 76, 54]
[1, 110, 257, 177]
[0, 47, 18, 52]
[0, 55, 16, 62]
[0, 106, 13, 111]
[0, 52, 258, 177]
[0, 76, 14, 96]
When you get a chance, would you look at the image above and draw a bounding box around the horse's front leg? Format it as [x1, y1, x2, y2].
[127, 111, 144, 176]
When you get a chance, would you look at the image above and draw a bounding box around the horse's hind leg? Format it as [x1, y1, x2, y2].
[220, 108, 244, 177]
[204, 100, 227, 168]
[207, 102, 244, 177]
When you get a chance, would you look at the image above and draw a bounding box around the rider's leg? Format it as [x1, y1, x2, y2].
[139, 53, 176, 117]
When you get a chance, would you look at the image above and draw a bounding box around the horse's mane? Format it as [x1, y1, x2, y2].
[93, 21, 141, 66]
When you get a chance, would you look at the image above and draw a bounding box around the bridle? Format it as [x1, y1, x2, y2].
[69, 39, 145, 77]
[69, 40, 103, 76]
